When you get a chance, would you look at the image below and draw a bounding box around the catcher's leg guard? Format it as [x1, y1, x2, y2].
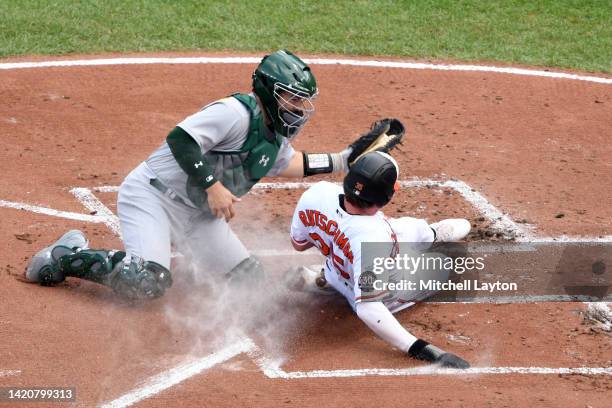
[57, 248, 125, 285]
[226, 256, 265, 286]
[58, 250, 173, 300]
[107, 255, 173, 300]
[25, 229, 172, 299]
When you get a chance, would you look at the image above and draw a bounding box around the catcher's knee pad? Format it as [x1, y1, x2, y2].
[109, 255, 173, 301]
[226, 256, 265, 286]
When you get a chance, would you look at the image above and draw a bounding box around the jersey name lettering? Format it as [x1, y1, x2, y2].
[298, 209, 354, 263]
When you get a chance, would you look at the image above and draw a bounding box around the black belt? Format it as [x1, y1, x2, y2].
[149, 178, 189, 206]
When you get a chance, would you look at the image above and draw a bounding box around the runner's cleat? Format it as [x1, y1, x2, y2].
[298, 265, 337, 296]
[430, 219, 471, 242]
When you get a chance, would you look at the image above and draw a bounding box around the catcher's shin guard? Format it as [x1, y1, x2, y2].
[57, 249, 172, 300]
[226, 256, 265, 286]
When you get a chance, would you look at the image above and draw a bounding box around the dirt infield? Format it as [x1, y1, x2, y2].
[0, 54, 610, 407]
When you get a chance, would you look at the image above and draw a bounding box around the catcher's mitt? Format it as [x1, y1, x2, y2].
[347, 118, 405, 166]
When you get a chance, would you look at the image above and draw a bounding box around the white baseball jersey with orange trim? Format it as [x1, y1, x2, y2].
[291, 181, 434, 311]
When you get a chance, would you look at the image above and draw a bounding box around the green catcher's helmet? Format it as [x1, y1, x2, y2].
[252, 50, 318, 139]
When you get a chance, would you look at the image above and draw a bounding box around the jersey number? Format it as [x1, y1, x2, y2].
[309, 232, 330, 256]
[309, 233, 350, 280]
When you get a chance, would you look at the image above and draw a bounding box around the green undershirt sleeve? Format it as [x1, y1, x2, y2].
[166, 126, 217, 189]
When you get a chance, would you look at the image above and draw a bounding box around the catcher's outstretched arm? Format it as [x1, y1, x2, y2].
[275, 149, 355, 178]
[278, 118, 406, 178]
[277, 151, 306, 178]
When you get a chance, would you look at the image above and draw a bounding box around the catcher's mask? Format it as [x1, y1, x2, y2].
[343, 152, 400, 207]
[253, 50, 318, 139]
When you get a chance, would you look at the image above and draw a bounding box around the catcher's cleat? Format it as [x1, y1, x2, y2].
[25, 230, 172, 299]
[25, 230, 89, 285]
[298, 265, 337, 296]
[430, 219, 471, 242]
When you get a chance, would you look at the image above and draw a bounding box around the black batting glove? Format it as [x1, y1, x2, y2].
[408, 339, 470, 369]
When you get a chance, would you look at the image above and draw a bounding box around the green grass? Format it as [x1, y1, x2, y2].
[1, 0, 611, 72]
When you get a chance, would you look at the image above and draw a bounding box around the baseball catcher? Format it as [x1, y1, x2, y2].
[290, 151, 471, 368]
[25, 50, 405, 301]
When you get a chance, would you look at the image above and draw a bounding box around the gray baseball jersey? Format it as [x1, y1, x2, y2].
[146, 94, 296, 207]
[117, 95, 298, 273]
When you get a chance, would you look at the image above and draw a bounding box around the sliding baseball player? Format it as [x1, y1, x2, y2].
[290, 151, 471, 368]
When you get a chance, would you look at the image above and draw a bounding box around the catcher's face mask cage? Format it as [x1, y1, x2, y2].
[252, 50, 317, 139]
[273, 82, 317, 139]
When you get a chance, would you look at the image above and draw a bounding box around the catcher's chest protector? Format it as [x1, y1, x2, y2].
[186, 93, 283, 209]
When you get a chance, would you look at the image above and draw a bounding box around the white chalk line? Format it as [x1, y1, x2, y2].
[69, 188, 121, 236]
[2, 179, 610, 243]
[92, 180, 611, 243]
[0, 56, 610, 84]
[403, 179, 529, 240]
[0, 370, 21, 378]
[99, 339, 256, 408]
[0, 199, 103, 223]
[101, 336, 612, 408]
[254, 342, 612, 378]
[262, 364, 612, 379]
